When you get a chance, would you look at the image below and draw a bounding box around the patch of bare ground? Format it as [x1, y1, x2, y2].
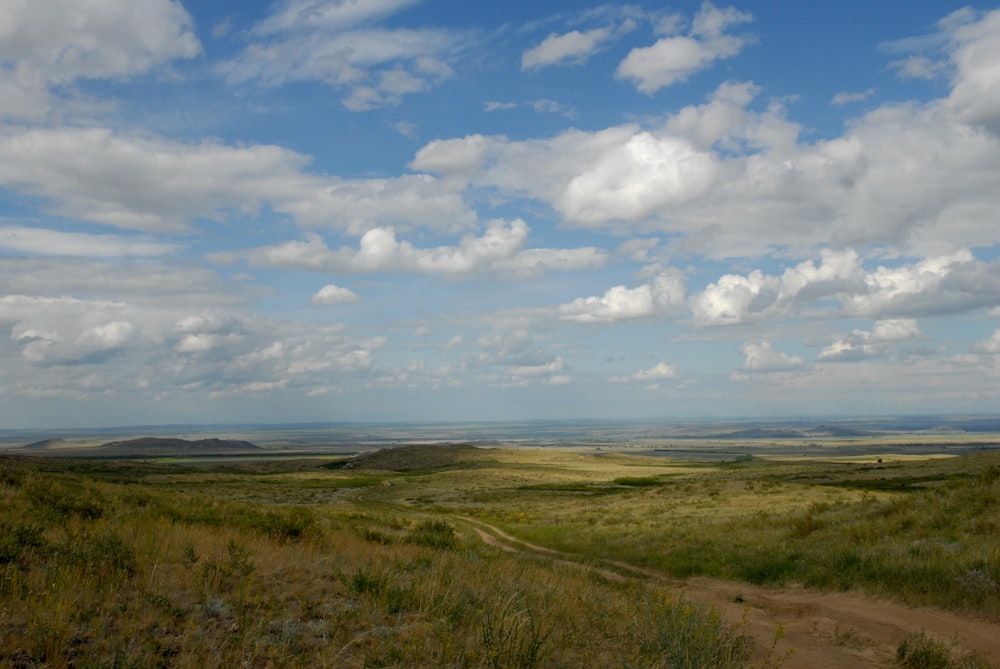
[683, 578, 1000, 668]
[460, 516, 1000, 668]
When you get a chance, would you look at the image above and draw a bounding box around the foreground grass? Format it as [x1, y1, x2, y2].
[0, 455, 763, 668]
[2, 443, 999, 666]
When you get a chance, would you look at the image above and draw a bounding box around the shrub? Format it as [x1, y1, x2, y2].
[479, 592, 551, 669]
[0, 522, 45, 564]
[255, 506, 318, 543]
[897, 631, 989, 669]
[630, 595, 753, 669]
[406, 519, 457, 549]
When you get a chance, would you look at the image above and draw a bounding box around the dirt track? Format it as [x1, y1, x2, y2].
[456, 517, 1000, 668]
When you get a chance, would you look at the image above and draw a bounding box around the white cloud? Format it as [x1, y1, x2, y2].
[610, 361, 678, 383]
[556, 133, 717, 224]
[484, 101, 518, 112]
[522, 27, 615, 70]
[252, 0, 420, 35]
[843, 251, 1000, 318]
[0, 126, 310, 233]
[506, 357, 565, 378]
[0, 226, 179, 257]
[559, 270, 686, 323]
[739, 342, 805, 372]
[311, 284, 362, 306]
[890, 55, 947, 80]
[410, 11, 1000, 259]
[616, 2, 753, 93]
[0, 257, 241, 308]
[971, 329, 1000, 354]
[0, 126, 474, 235]
[831, 88, 876, 106]
[231, 219, 607, 279]
[691, 249, 1000, 326]
[220, 0, 463, 110]
[2, 295, 136, 366]
[819, 319, 921, 362]
[410, 133, 494, 179]
[0, 0, 200, 120]
[690, 249, 864, 326]
[280, 173, 475, 234]
[944, 9, 1000, 133]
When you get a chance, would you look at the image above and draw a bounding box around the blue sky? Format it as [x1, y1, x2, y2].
[2, 0, 1000, 428]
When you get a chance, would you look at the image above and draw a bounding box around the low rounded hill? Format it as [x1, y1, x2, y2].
[330, 443, 488, 472]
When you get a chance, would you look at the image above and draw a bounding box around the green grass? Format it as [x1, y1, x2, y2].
[0, 453, 765, 668]
[2, 443, 999, 666]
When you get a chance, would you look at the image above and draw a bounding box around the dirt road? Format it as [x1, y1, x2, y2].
[456, 516, 1000, 668]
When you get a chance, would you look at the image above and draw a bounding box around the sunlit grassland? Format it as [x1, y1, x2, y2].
[417, 450, 1000, 615]
[1, 441, 999, 667]
[0, 454, 768, 668]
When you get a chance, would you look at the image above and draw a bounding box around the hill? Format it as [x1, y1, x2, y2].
[92, 437, 261, 457]
[332, 443, 485, 472]
[21, 438, 73, 450]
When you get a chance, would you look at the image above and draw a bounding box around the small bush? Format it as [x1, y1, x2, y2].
[613, 476, 665, 488]
[255, 506, 318, 543]
[897, 631, 989, 669]
[351, 567, 387, 596]
[631, 595, 753, 669]
[479, 592, 551, 669]
[0, 523, 45, 564]
[406, 519, 457, 549]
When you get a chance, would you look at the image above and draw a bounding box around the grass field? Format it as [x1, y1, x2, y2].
[1, 437, 999, 667]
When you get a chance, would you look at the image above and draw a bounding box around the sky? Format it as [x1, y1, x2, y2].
[2, 0, 1000, 429]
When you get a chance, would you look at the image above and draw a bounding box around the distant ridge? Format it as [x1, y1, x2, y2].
[21, 438, 72, 450]
[333, 443, 483, 472]
[808, 425, 871, 437]
[96, 437, 260, 455]
[100, 437, 258, 450]
[710, 428, 806, 439]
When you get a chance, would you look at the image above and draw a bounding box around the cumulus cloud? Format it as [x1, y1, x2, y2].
[843, 251, 1000, 318]
[738, 342, 806, 373]
[559, 270, 686, 323]
[0, 126, 473, 235]
[311, 284, 362, 306]
[410, 133, 495, 179]
[227, 219, 607, 279]
[971, 329, 1000, 354]
[0, 126, 310, 233]
[0, 0, 200, 120]
[522, 27, 616, 70]
[688, 249, 1000, 326]
[690, 249, 864, 326]
[410, 10, 1000, 259]
[610, 361, 677, 383]
[819, 319, 921, 362]
[616, 2, 753, 93]
[2, 295, 136, 366]
[219, 0, 462, 110]
[556, 133, 717, 224]
[494, 356, 568, 387]
[942, 9, 1000, 132]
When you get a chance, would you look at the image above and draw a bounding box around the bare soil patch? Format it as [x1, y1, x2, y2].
[460, 517, 1000, 668]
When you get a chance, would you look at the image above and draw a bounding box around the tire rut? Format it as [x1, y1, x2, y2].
[455, 516, 1000, 668]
